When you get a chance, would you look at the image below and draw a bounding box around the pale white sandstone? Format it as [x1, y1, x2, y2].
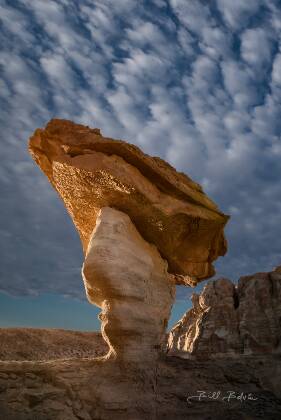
[82, 207, 175, 363]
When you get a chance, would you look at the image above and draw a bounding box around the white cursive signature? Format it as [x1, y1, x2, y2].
[186, 390, 258, 403]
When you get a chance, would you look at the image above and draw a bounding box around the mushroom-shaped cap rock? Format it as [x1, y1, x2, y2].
[29, 119, 229, 285]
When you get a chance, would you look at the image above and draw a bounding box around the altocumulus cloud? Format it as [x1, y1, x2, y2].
[0, 0, 280, 299]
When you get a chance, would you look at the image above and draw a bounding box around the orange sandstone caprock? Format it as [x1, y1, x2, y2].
[29, 119, 229, 284]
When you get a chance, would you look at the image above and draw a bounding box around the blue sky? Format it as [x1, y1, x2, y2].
[0, 0, 281, 331]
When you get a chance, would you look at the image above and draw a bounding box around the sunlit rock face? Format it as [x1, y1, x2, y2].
[29, 118, 228, 364]
[29, 119, 229, 283]
[168, 266, 281, 358]
[82, 207, 175, 363]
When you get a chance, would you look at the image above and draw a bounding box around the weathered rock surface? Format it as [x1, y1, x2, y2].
[82, 207, 175, 363]
[0, 354, 281, 419]
[29, 119, 228, 282]
[168, 266, 281, 358]
[0, 328, 107, 361]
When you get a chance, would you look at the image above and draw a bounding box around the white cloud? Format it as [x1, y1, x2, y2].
[176, 27, 196, 57]
[40, 53, 75, 90]
[221, 60, 260, 108]
[268, 1, 281, 33]
[126, 21, 165, 48]
[216, 0, 262, 30]
[272, 53, 281, 85]
[0, 3, 35, 44]
[170, 0, 212, 35]
[241, 27, 274, 74]
[107, 86, 146, 134]
[200, 26, 232, 60]
[223, 110, 250, 134]
[252, 93, 281, 138]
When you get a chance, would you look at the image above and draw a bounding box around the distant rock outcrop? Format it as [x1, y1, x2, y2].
[0, 328, 107, 361]
[168, 266, 281, 357]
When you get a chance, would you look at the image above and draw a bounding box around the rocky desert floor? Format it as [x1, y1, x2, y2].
[0, 328, 281, 420]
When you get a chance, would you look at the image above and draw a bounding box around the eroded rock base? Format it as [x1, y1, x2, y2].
[0, 355, 281, 419]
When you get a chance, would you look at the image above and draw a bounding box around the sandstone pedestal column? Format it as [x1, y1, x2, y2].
[28, 118, 229, 366]
[82, 207, 175, 363]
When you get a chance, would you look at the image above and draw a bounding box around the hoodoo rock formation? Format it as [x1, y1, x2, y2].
[29, 118, 229, 363]
[168, 266, 281, 358]
[1, 120, 281, 419]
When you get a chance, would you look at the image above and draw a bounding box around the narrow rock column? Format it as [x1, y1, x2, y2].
[82, 207, 175, 364]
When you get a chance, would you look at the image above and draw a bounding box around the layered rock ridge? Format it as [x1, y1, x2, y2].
[168, 266, 281, 358]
